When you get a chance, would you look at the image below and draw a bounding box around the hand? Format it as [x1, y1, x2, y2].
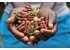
[7, 7, 39, 45]
[37, 7, 57, 40]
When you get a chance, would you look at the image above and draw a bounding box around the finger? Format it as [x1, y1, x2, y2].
[7, 15, 16, 24]
[8, 24, 32, 45]
[19, 36, 32, 45]
[48, 14, 53, 27]
[40, 24, 57, 37]
[29, 31, 40, 45]
[48, 13, 57, 25]
[7, 7, 25, 24]
[29, 36, 36, 41]
[27, 41, 32, 45]
[29, 35, 40, 45]
[48, 22, 54, 30]
[34, 30, 40, 40]
[19, 36, 29, 42]
[34, 30, 48, 41]
[20, 35, 39, 45]
[9, 24, 25, 38]
[34, 30, 40, 36]
[41, 24, 57, 33]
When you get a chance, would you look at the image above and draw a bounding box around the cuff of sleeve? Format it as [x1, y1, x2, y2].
[5, 3, 13, 14]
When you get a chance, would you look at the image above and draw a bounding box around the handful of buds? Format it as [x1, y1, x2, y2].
[13, 3, 56, 44]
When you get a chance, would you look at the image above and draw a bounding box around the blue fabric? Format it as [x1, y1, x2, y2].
[0, 11, 70, 48]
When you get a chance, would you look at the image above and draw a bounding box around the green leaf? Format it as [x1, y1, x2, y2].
[17, 13, 22, 17]
[16, 16, 21, 19]
[14, 12, 22, 19]
[32, 7, 37, 15]
[28, 28, 35, 35]
[28, 11, 33, 17]
[28, 32, 34, 35]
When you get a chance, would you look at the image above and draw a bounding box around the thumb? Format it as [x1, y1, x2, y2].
[7, 15, 16, 24]
[48, 14, 55, 30]
[7, 7, 23, 24]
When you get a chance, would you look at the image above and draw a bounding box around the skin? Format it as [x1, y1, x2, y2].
[37, 7, 57, 39]
[7, 7, 57, 45]
[7, 7, 39, 45]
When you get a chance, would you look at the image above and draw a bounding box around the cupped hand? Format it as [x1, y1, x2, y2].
[7, 7, 39, 45]
[37, 7, 57, 40]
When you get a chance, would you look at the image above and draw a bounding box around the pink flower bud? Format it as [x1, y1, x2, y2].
[22, 8, 28, 12]
[25, 3, 31, 9]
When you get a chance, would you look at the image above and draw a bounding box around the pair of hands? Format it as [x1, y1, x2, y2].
[7, 7, 57, 45]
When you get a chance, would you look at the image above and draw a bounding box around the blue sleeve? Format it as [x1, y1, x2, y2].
[0, 15, 2, 35]
[0, 14, 3, 35]
[0, 21, 1, 35]
[0, 11, 9, 36]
